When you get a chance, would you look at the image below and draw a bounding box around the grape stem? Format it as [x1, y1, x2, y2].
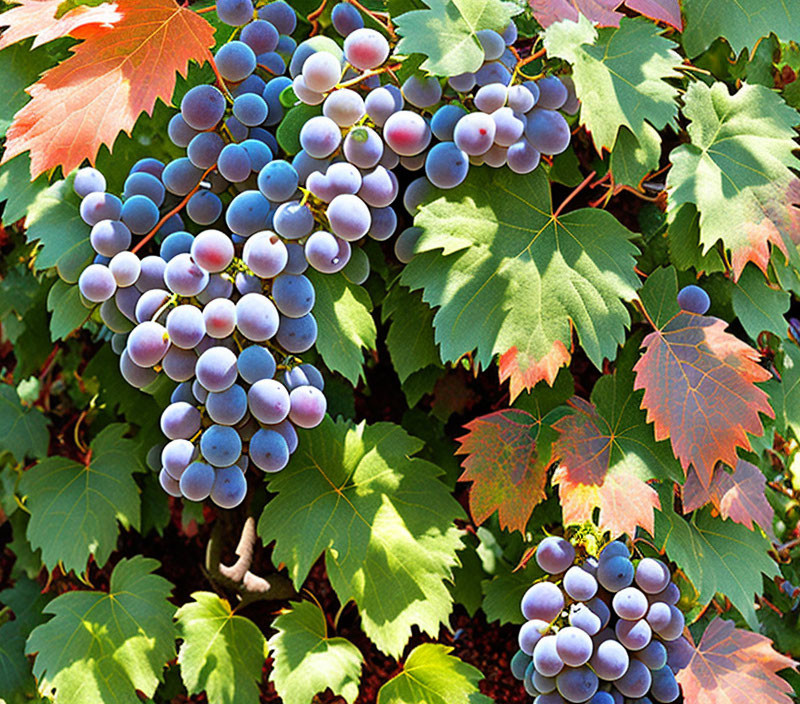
[208, 56, 235, 103]
[132, 164, 217, 254]
[337, 63, 403, 90]
[347, 0, 396, 37]
[552, 170, 596, 219]
[205, 514, 295, 605]
[195, 4, 217, 13]
[307, 0, 328, 36]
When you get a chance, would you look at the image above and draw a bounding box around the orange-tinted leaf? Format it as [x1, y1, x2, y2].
[529, 0, 624, 27]
[552, 397, 660, 537]
[2, 0, 214, 178]
[682, 459, 774, 536]
[623, 0, 682, 29]
[633, 311, 773, 489]
[498, 339, 571, 402]
[455, 409, 553, 533]
[677, 618, 797, 704]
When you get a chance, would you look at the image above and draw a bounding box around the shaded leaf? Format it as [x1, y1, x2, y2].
[276, 103, 322, 156]
[47, 279, 89, 340]
[268, 600, 363, 704]
[25, 557, 176, 704]
[653, 489, 778, 628]
[769, 343, 800, 441]
[382, 284, 440, 383]
[401, 167, 640, 399]
[682, 459, 774, 536]
[0, 41, 59, 140]
[731, 264, 791, 341]
[0, 0, 119, 50]
[481, 559, 543, 626]
[543, 15, 681, 154]
[609, 124, 661, 190]
[0, 154, 48, 226]
[394, 0, 520, 76]
[308, 270, 376, 386]
[552, 336, 682, 537]
[2, 0, 214, 178]
[0, 579, 51, 704]
[677, 617, 798, 704]
[176, 592, 267, 704]
[634, 267, 773, 488]
[20, 423, 142, 574]
[666, 81, 800, 281]
[454, 372, 572, 533]
[376, 644, 491, 704]
[682, 0, 800, 57]
[258, 417, 464, 657]
[0, 384, 49, 462]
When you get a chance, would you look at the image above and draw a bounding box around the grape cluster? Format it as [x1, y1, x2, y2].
[74, 0, 578, 506]
[512, 537, 691, 704]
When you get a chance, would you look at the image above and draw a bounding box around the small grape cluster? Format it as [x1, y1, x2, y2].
[512, 537, 691, 704]
[74, 0, 578, 507]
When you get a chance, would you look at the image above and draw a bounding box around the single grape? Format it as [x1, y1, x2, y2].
[200, 425, 242, 467]
[191, 229, 234, 274]
[368, 206, 397, 241]
[564, 566, 598, 601]
[160, 232, 194, 262]
[272, 274, 315, 318]
[127, 320, 169, 366]
[394, 226, 422, 264]
[533, 635, 565, 678]
[331, 2, 363, 35]
[161, 401, 202, 440]
[635, 558, 671, 594]
[556, 666, 598, 704]
[276, 313, 317, 353]
[344, 28, 389, 70]
[655, 605, 685, 641]
[236, 272, 262, 295]
[162, 439, 196, 480]
[536, 536, 576, 574]
[209, 465, 247, 509]
[534, 670, 556, 694]
[677, 285, 710, 314]
[326, 193, 371, 241]
[186, 190, 223, 226]
[508, 84, 535, 113]
[526, 108, 571, 155]
[448, 72, 476, 91]
[218, 143, 252, 183]
[206, 384, 248, 426]
[431, 104, 467, 142]
[74, 167, 106, 198]
[524, 662, 539, 697]
[248, 378, 291, 424]
[203, 297, 237, 338]
[262, 76, 292, 126]
[402, 75, 442, 108]
[235, 293, 279, 341]
[383, 111, 431, 156]
[166, 305, 205, 349]
[162, 346, 196, 382]
[305, 231, 350, 273]
[475, 60, 511, 86]
[474, 82, 507, 112]
[123, 172, 165, 207]
[111, 332, 129, 355]
[163, 253, 208, 297]
[216, 40, 256, 82]
[343, 125, 383, 168]
[645, 602, 672, 632]
[616, 619, 652, 651]
[272, 418, 299, 453]
[288, 385, 326, 428]
[521, 581, 565, 622]
[636, 640, 668, 671]
[80, 191, 123, 226]
[537, 76, 568, 110]
[365, 85, 403, 126]
[115, 286, 142, 322]
[615, 660, 651, 699]
[241, 19, 279, 54]
[664, 636, 692, 673]
[226, 190, 271, 237]
[492, 107, 525, 146]
[613, 587, 649, 621]
[162, 157, 203, 196]
[590, 639, 629, 681]
[237, 345, 276, 384]
[258, 160, 299, 202]
[302, 50, 341, 93]
[299, 115, 342, 158]
[274, 200, 314, 239]
[358, 165, 398, 207]
[179, 461, 215, 501]
[196, 346, 238, 392]
[477, 28, 505, 60]
[454, 112, 496, 156]
[555, 627, 593, 667]
[241, 138, 273, 171]
[243, 231, 288, 278]
[511, 649, 531, 680]
[79, 263, 117, 302]
[258, 0, 296, 34]
[293, 74, 325, 105]
[597, 555, 634, 592]
[568, 603, 601, 636]
[159, 468, 182, 497]
[599, 541, 629, 560]
[249, 428, 290, 472]
[425, 142, 469, 189]
[507, 139, 541, 174]
[181, 85, 226, 130]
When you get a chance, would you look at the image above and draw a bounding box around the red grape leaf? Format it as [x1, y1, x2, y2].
[529, 0, 682, 28]
[498, 339, 571, 402]
[677, 618, 797, 704]
[634, 271, 774, 489]
[456, 410, 551, 533]
[2, 0, 214, 178]
[551, 337, 682, 537]
[529, 0, 624, 27]
[623, 0, 682, 29]
[682, 459, 774, 537]
[0, 0, 120, 50]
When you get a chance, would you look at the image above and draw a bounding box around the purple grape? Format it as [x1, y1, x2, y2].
[597, 556, 634, 592]
[402, 75, 442, 108]
[331, 2, 363, 36]
[655, 605, 685, 641]
[677, 285, 710, 315]
[200, 424, 241, 467]
[276, 313, 317, 353]
[536, 536, 575, 575]
[590, 639, 629, 680]
[533, 635, 564, 678]
[343, 28, 389, 70]
[164, 253, 209, 296]
[258, 0, 295, 34]
[204, 298, 236, 339]
[568, 603, 601, 636]
[383, 111, 431, 156]
[166, 305, 205, 349]
[123, 171, 165, 206]
[162, 439, 196, 480]
[288, 386, 326, 429]
[196, 346, 238, 392]
[526, 108, 571, 155]
[236, 293, 279, 341]
[159, 468, 182, 497]
[181, 85, 226, 130]
[127, 321, 169, 366]
[454, 112, 496, 156]
[646, 602, 672, 632]
[162, 346, 197, 382]
[615, 660, 652, 698]
[300, 116, 342, 158]
[519, 619, 549, 655]
[613, 587, 649, 621]
[556, 666, 598, 704]
[665, 636, 692, 673]
[79, 263, 116, 302]
[160, 401, 202, 440]
[74, 167, 106, 198]
[636, 640, 667, 671]
[179, 461, 215, 501]
[521, 581, 565, 622]
[616, 619, 652, 651]
[537, 76, 568, 110]
[563, 566, 598, 601]
[237, 345, 276, 384]
[250, 428, 290, 472]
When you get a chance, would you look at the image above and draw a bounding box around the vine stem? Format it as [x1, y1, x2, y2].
[337, 63, 402, 89]
[308, 0, 328, 36]
[132, 164, 217, 254]
[208, 56, 235, 103]
[195, 4, 216, 12]
[552, 170, 596, 219]
[347, 0, 395, 37]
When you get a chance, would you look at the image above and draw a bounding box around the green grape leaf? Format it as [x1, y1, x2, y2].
[402, 365, 445, 407]
[0, 154, 49, 226]
[666, 81, 800, 281]
[47, 279, 90, 341]
[376, 644, 491, 704]
[0, 578, 51, 704]
[667, 204, 725, 274]
[307, 270, 376, 386]
[25, 557, 176, 704]
[400, 167, 640, 400]
[0, 384, 49, 462]
[258, 417, 464, 656]
[175, 592, 267, 704]
[0, 41, 57, 139]
[682, 0, 800, 58]
[268, 600, 363, 704]
[653, 488, 779, 629]
[482, 559, 543, 626]
[769, 343, 800, 442]
[609, 124, 661, 190]
[731, 264, 791, 341]
[394, 0, 520, 76]
[552, 336, 682, 538]
[543, 15, 680, 154]
[25, 172, 92, 283]
[19, 423, 142, 574]
[382, 283, 441, 383]
[450, 540, 485, 617]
